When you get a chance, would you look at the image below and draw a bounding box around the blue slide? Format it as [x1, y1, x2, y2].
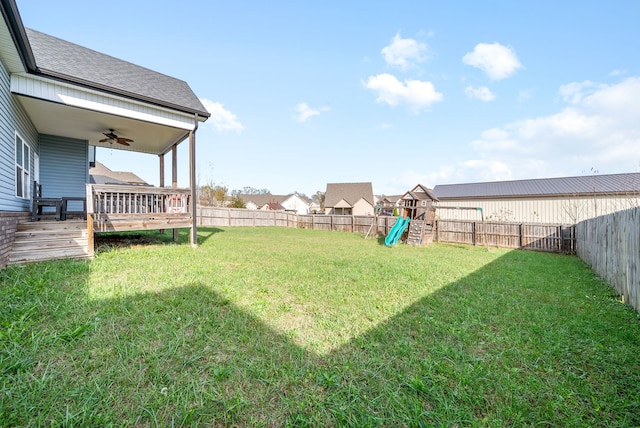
[385, 217, 410, 247]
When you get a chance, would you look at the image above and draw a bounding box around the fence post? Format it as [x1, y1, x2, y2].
[472, 222, 476, 246]
[519, 224, 523, 248]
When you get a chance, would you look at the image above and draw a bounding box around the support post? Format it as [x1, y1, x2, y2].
[172, 145, 178, 242]
[189, 114, 198, 247]
[159, 154, 165, 234]
[85, 184, 94, 257]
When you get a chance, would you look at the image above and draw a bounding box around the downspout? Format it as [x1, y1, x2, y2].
[190, 113, 199, 247]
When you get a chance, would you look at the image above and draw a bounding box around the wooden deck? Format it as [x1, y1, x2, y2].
[89, 184, 192, 233]
[7, 185, 195, 265]
[9, 220, 90, 265]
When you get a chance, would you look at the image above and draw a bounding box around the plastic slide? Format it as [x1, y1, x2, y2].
[385, 217, 410, 247]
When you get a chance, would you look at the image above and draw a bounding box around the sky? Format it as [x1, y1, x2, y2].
[17, 1, 640, 197]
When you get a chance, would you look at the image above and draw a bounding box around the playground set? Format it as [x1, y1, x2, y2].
[383, 184, 439, 247]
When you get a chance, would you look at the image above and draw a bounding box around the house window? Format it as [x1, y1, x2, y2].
[15, 133, 30, 199]
[421, 200, 427, 207]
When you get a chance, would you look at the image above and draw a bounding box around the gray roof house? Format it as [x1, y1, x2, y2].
[432, 173, 640, 224]
[324, 182, 375, 216]
[0, 0, 209, 266]
[89, 162, 150, 186]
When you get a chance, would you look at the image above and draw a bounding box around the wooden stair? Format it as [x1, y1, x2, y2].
[9, 220, 91, 265]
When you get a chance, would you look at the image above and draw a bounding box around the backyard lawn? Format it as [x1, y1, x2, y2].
[1, 227, 640, 426]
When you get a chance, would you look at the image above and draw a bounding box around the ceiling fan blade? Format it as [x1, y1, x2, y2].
[116, 139, 131, 146]
[98, 138, 109, 143]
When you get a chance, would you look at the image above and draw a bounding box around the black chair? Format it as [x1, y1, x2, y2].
[31, 181, 62, 221]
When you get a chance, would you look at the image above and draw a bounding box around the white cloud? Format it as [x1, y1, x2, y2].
[558, 80, 604, 104]
[462, 42, 523, 80]
[464, 85, 496, 101]
[609, 69, 627, 77]
[381, 33, 428, 70]
[386, 77, 640, 192]
[200, 99, 244, 133]
[293, 103, 330, 122]
[464, 77, 640, 179]
[363, 73, 443, 112]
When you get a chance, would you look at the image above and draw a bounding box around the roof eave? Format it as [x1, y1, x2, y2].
[35, 67, 210, 119]
[1, 0, 36, 71]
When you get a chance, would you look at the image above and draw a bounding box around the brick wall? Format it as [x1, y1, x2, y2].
[0, 212, 29, 268]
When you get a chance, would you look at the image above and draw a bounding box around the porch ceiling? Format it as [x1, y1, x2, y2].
[16, 94, 190, 156]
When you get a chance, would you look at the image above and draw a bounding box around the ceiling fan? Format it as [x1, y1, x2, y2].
[99, 129, 133, 146]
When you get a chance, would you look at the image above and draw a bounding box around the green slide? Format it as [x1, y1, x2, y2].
[385, 217, 410, 247]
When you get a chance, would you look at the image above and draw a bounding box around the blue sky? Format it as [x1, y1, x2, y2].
[19, 1, 640, 196]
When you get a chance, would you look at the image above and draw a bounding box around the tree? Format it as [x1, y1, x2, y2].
[230, 194, 245, 208]
[239, 186, 270, 195]
[313, 191, 325, 211]
[198, 182, 228, 206]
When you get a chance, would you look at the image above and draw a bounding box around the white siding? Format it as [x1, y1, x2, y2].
[281, 195, 310, 214]
[435, 195, 640, 224]
[11, 73, 195, 130]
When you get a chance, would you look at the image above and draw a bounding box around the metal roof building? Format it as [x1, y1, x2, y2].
[432, 173, 640, 224]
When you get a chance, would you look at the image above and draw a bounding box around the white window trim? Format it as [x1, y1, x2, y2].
[15, 131, 31, 200]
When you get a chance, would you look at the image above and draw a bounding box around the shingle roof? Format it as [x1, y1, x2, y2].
[25, 28, 209, 117]
[89, 162, 150, 186]
[239, 194, 287, 207]
[403, 184, 439, 201]
[432, 173, 640, 199]
[325, 182, 374, 208]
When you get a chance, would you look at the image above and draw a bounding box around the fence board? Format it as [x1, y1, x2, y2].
[576, 207, 640, 312]
[434, 220, 575, 253]
[196, 208, 574, 254]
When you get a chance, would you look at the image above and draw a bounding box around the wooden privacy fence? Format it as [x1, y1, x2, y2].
[198, 206, 297, 228]
[435, 220, 576, 253]
[297, 214, 398, 235]
[576, 207, 640, 312]
[196, 207, 575, 254]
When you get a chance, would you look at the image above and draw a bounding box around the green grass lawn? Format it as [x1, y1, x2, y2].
[2, 227, 640, 427]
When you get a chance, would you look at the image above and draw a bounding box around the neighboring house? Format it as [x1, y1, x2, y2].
[308, 200, 322, 214]
[240, 193, 311, 214]
[324, 182, 375, 216]
[265, 202, 286, 211]
[0, 0, 209, 267]
[240, 194, 285, 211]
[89, 162, 150, 186]
[432, 172, 640, 224]
[281, 194, 312, 215]
[377, 194, 403, 216]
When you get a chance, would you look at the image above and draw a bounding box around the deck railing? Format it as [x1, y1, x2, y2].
[87, 184, 192, 232]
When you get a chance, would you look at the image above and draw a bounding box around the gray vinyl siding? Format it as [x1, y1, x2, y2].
[39, 135, 88, 211]
[0, 57, 39, 212]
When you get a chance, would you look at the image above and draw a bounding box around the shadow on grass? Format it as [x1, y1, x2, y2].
[2, 249, 640, 426]
[94, 228, 224, 253]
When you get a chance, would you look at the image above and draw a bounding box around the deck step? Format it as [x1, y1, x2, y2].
[8, 220, 91, 265]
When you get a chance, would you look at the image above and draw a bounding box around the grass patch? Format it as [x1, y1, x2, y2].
[1, 227, 639, 426]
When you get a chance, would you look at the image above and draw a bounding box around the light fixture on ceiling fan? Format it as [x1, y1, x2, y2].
[99, 129, 133, 146]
